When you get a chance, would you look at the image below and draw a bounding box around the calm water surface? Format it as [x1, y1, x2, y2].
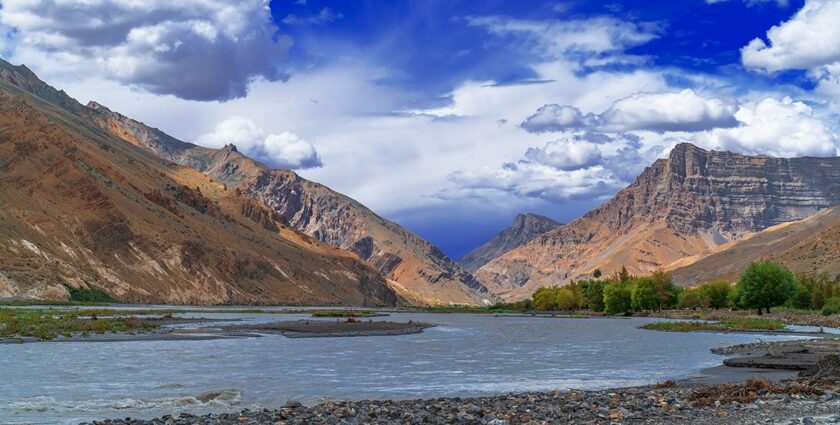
[0, 310, 802, 424]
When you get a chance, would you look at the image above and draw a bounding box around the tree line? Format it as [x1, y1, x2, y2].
[527, 262, 840, 316]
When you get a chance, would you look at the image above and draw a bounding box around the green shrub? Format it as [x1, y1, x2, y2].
[604, 281, 632, 315]
[823, 297, 840, 316]
[700, 281, 732, 309]
[65, 285, 116, 303]
[678, 288, 708, 310]
[631, 278, 658, 311]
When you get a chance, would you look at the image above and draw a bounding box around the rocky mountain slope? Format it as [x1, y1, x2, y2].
[0, 59, 398, 306]
[85, 96, 491, 305]
[459, 213, 560, 272]
[477, 143, 840, 300]
[669, 205, 840, 284]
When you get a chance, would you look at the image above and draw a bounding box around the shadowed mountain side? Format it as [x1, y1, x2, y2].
[459, 213, 560, 272]
[476, 143, 840, 301]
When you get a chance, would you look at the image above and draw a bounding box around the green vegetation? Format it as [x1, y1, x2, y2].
[678, 288, 707, 310]
[643, 317, 785, 332]
[0, 309, 157, 340]
[700, 281, 732, 309]
[603, 281, 632, 314]
[736, 262, 798, 315]
[65, 285, 117, 303]
[823, 297, 840, 316]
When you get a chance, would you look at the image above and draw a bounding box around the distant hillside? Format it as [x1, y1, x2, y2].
[669, 205, 840, 284]
[459, 213, 560, 272]
[476, 143, 840, 300]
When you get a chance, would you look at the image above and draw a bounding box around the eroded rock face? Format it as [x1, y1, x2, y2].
[242, 170, 492, 305]
[459, 213, 560, 272]
[477, 143, 840, 300]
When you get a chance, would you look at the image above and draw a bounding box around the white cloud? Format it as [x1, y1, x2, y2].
[521, 89, 738, 133]
[741, 0, 840, 72]
[465, 15, 660, 61]
[597, 89, 739, 132]
[520, 104, 585, 133]
[197, 117, 322, 169]
[697, 97, 839, 157]
[524, 139, 602, 171]
[282, 7, 343, 26]
[0, 0, 290, 100]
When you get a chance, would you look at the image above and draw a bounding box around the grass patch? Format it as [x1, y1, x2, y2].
[0, 308, 158, 340]
[65, 286, 117, 303]
[643, 317, 785, 332]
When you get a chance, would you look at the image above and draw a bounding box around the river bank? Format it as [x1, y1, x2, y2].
[84, 336, 840, 424]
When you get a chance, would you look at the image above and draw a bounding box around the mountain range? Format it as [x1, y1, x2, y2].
[1, 57, 839, 305]
[475, 143, 840, 300]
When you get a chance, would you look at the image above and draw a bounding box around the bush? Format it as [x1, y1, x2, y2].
[736, 262, 797, 315]
[581, 280, 606, 312]
[678, 288, 708, 310]
[65, 285, 116, 303]
[700, 281, 732, 309]
[823, 297, 840, 316]
[604, 281, 632, 315]
[554, 288, 579, 311]
[788, 285, 812, 310]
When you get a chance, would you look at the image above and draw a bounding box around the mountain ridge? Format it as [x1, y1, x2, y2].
[459, 213, 560, 272]
[476, 143, 840, 300]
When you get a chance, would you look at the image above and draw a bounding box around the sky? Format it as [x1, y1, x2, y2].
[1, 0, 840, 259]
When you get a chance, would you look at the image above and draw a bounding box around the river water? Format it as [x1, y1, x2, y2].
[0, 310, 803, 424]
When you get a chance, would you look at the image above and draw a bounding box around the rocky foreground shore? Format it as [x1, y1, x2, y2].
[84, 341, 840, 425]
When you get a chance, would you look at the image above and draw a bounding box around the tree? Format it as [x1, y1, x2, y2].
[788, 285, 812, 310]
[651, 270, 680, 312]
[618, 266, 631, 283]
[631, 278, 658, 311]
[533, 287, 557, 311]
[592, 269, 602, 279]
[582, 280, 606, 312]
[700, 281, 732, 309]
[736, 262, 797, 315]
[555, 288, 579, 311]
[678, 288, 708, 310]
[604, 281, 632, 315]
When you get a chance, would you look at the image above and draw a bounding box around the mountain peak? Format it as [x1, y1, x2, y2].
[459, 213, 560, 272]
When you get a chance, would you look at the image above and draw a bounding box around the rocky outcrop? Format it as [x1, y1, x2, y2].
[477, 143, 840, 300]
[83, 79, 490, 305]
[459, 213, 560, 272]
[242, 170, 492, 305]
[0, 58, 399, 306]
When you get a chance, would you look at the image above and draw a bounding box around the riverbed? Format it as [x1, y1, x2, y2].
[0, 310, 807, 424]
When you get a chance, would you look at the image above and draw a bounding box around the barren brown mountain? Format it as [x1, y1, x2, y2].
[85, 89, 491, 305]
[0, 60, 398, 306]
[459, 213, 560, 272]
[477, 143, 840, 300]
[669, 205, 840, 284]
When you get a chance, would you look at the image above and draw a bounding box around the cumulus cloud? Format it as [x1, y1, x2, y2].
[0, 0, 290, 101]
[698, 97, 839, 157]
[521, 89, 738, 133]
[197, 117, 322, 169]
[520, 104, 586, 133]
[741, 0, 840, 72]
[442, 134, 662, 203]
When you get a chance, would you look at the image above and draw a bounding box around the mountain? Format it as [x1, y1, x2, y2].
[476, 143, 840, 300]
[0, 59, 397, 305]
[669, 205, 840, 284]
[459, 213, 560, 272]
[85, 96, 491, 305]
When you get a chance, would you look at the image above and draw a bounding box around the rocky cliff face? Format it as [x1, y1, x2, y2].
[242, 170, 492, 305]
[459, 214, 560, 272]
[477, 143, 840, 300]
[84, 89, 491, 305]
[0, 59, 398, 306]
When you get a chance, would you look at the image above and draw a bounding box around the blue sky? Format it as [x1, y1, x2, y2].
[1, 0, 839, 259]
